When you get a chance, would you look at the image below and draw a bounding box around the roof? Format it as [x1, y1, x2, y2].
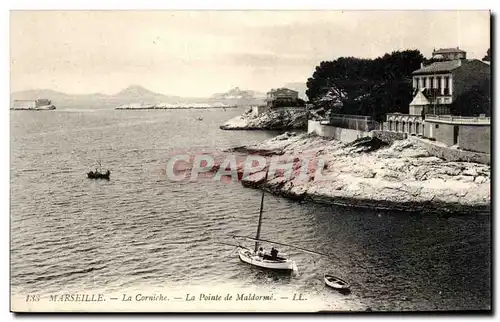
[409, 89, 430, 106]
[412, 60, 462, 75]
[268, 88, 298, 94]
[433, 48, 466, 54]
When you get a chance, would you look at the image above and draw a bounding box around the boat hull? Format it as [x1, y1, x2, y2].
[87, 172, 110, 180]
[238, 249, 295, 271]
[324, 274, 350, 290]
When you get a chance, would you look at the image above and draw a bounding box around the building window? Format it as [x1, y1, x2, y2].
[415, 78, 419, 89]
[443, 76, 450, 95]
[430, 77, 434, 89]
[436, 77, 441, 89]
[422, 78, 426, 88]
[435, 124, 439, 129]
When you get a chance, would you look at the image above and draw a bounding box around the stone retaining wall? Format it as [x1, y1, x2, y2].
[410, 137, 490, 165]
[371, 130, 408, 145]
[308, 120, 372, 143]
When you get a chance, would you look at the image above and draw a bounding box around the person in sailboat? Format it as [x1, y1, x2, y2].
[257, 247, 264, 257]
[270, 247, 278, 260]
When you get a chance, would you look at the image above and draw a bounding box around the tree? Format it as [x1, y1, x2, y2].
[482, 48, 491, 62]
[451, 78, 491, 116]
[305, 49, 424, 121]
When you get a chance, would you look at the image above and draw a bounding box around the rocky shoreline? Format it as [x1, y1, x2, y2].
[220, 108, 308, 130]
[224, 132, 491, 215]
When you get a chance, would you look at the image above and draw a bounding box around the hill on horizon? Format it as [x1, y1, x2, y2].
[10, 85, 188, 107]
[11, 85, 268, 107]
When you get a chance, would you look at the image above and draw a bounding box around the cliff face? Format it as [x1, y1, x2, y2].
[220, 108, 308, 130]
[228, 133, 490, 214]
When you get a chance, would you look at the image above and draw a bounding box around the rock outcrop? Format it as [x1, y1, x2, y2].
[229, 132, 491, 214]
[220, 108, 308, 130]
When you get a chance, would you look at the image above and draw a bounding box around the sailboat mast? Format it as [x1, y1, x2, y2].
[254, 189, 265, 253]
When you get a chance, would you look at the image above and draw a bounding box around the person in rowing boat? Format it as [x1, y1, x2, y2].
[257, 247, 264, 257]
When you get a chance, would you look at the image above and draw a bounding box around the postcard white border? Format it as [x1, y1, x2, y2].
[2, 0, 497, 321]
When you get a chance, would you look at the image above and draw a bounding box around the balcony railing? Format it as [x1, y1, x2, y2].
[329, 113, 372, 121]
[423, 88, 451, 98]
[386, 113, 423, 118]
[425, 114, 490, 124]
[318, 113, 378, 131]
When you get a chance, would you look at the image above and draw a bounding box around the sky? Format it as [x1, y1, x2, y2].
[10, 10, 491, 97]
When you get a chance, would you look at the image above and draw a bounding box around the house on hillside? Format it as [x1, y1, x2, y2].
[387, 47, 490, 128]
[410, 48, 490, 115]
[384, 47, 491, 153]
[266, 88, 301, 108]
[431, 47, 467, 60]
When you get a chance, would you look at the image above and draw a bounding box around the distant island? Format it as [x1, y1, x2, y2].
[11, 99, 56, 111]
[115, 103, 237, 110]
[11, 85, 267, 109]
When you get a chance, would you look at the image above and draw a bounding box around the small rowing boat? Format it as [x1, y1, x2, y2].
[87, 160, 110, 180]
[324, 274, 350, 290]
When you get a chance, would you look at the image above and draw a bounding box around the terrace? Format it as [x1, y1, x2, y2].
[425, 114, 490, 125]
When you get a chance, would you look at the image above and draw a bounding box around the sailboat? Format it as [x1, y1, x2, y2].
[229, 181, 332, 272]
[235, 189, 298, 271]
[213, 169, 335, 275]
